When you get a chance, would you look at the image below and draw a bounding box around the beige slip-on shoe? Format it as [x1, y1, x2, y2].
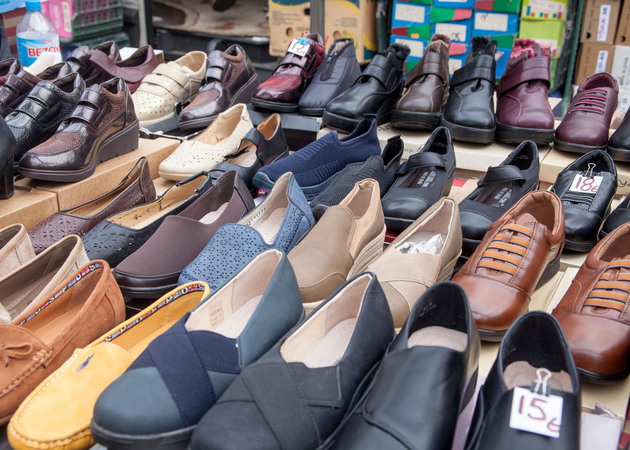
[132, 50, 207, 127]
[0, 224, 35, 278]
[367, 197, 462, 328]
[158, 103, 253, 181]
[0, 235, 89, 324]
[288, 178, 386, 314]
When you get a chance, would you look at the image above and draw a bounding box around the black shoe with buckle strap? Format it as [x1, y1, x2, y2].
[323, 43, 410, 132]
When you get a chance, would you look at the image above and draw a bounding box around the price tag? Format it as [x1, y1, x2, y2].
[568, 174, 603, 194]
[509, 387, 563, 438]
[287, 38, 310, 57]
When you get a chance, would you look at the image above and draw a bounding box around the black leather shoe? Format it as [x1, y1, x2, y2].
[323, 43, 410, 132]
[0, 115, 15, 199]
[330, 281, 480, 450]
[5, 72, 85, 168]
[209, 113, 289, 196]
[550, 149, 617, 252]
[298, 38, 361, 117]
[465, 311, 581, 450]
[382, 126, 456, 232]
[189, 272, 395, 450]
[600, 195, 630, 239]
[607, 109, 630, 162]
[441, 37, 497, 143]
[458, 140, 539, 252]
[309, 135, 403, 220]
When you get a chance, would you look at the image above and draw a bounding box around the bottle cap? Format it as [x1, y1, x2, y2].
[25, 0, 41, 11]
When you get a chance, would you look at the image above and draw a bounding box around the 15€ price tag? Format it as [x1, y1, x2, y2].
[287, 38, 310, 57]
[509, 387, 563, 438]
[568, 174, 603, 194]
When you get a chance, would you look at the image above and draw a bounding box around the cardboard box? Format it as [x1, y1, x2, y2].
[521, 0, 567, 20]
[390, 1, 431, 40]
[519, 18, 565, 56]
[19, 137, 179, 211]
[0, 185, 57, 230]
[616, 0, 630, 44]
[472, 11, 520, 36]
[580, 0, 621, 44]
[474, 0, 521, 14]
[268, 0, 377, 63]
[390, 35, 428, 70]
[430, 7, 474, 44]
[574, 42, 615, 86]
[433, 0, 475, 9]
[1, 6, 26, 57]
[618, 86, 630, 111]
[448, 42, 469, 73]
[611, 44, 630, 86]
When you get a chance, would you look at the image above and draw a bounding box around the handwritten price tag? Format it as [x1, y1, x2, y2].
[568, 174, 603, 194]
[509, 387, 563, 438]
[287, 38, 310, 57]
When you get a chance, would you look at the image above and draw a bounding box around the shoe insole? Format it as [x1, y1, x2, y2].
[474, 183, 513, 208]
[403, 167, 438, 189]
[255, 208, 286, 244]
[199, 202, 228, 225]
[503, 361, 573, 392]
[408, 326, 467, 352]
[2, 270, 59, 321]
[214, 295, 262, 338]
[302, 318, 357, 368]
[227, 148, 257, 167]
[33, 305, 82, 342]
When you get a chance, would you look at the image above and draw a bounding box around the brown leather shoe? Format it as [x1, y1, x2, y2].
[288, 178, 386, 314]
[28, 156, 156, 254]
[19, 78, 139, 182]
[0, 224, 35, 278]
[87, 45, 159, 93]
[552, 223, 630, 384]
[453, 190, 565, 341]
[0, 235, 89, 323]
[179, 44, 259, 131]
[391, 34, 451, 130]
[0, 64, 63, 118]
[57, 41, 121, 82]
[0, 260, 125, 425]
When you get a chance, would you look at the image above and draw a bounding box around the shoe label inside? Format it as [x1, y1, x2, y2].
[287, 38, 310, 57]
[492, 187, 512, 208]
[509, 386, 563, 438]
[569, 174, 603, 194]
[406, 168, 437, 189]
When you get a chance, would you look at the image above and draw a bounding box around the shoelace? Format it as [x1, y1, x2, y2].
[582, 259, 630, 314]
[478, 223, 533, 276]
[571, 89, 607, 115]
[0, 342, 33, 367]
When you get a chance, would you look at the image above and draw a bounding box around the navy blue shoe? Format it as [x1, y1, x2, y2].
[252, 116, 381, 200]
[90, 249, 304, 450]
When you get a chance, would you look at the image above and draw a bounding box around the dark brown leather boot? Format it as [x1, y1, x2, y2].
[391, 34, 451, 130]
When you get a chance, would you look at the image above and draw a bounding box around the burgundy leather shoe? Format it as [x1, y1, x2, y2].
[19, 77, 138, 182]
[252, 33, 325, 112]
[0, 59, 19, 87]
[87, 45, 159, 93]
[495, 39, 555, 145]
[0, 64, 62, 118]
[179, 44, 259, 131]
[554, 73, 618, 153]
[58, 41, 121, 81]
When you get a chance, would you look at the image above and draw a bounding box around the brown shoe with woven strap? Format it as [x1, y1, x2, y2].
[0, 260, 125, 425]
[28, 156, 156, 254]
[552, 223, 630, 384]
[453, 190, 565, 341]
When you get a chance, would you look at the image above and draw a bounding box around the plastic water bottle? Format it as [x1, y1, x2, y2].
[16, 0, 60, 67]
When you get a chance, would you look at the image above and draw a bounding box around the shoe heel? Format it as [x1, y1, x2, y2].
[442, 173, 455, 197]
[348, 225, 386, 278]
[437, 251, 462, 282]
[231, 72, 260, 106]
[0, 160, 13, 199]
[536, 255, 561, 288]
[99, 119, 140, 164]
[459, 367, 479, 413]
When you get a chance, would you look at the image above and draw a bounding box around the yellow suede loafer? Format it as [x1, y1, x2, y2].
[7, 281, 210, 450]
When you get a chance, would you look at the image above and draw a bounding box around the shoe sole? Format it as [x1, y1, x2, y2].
[179, 72, 259, 131]
[477, 255, 561, 342]
[91, 418, 195, 450]
[251, 98, 299, 113]
[252, 171, 342, 201]
[303, 225, 386, 315]
[18, 120, 139, 183]
[322, 96, 397, 132]
[553, 138, 604, 154]
[606, 145, 630, 163]
[577, 366, 630, 385]
[495, 122, 554, 146]
[390, 110, 441, 130]
[299, 106, 325, 116]
[440, 116, 495, 144]
[118, 281, 178, 301]
[563, 237, 598, 253]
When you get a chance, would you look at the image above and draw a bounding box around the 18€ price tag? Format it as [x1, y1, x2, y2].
[509, 387, 563, 438]
[568, 174, 603, 194]
[287, 38, 310, 57]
